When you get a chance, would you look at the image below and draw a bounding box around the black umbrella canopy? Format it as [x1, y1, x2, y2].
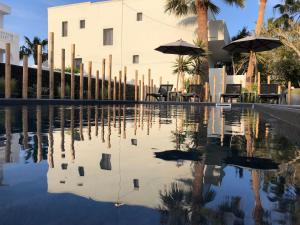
[223, 36, 282, 53]
[155, 39, 204, 56]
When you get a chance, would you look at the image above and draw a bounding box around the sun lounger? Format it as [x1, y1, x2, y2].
[220, 84, 242, 103]
[145, 84, 173, 101]
[258, 84, 280, 104]
[181, 84, 203, 102]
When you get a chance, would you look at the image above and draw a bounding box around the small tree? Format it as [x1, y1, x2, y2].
[19, 36, 48, 65]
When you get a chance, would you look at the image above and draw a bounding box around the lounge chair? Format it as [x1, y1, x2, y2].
[145, 84, 173, 101]
[181, 84, 203, 102]
[220, 84, 242, 103]
[258, 84, 280, 104]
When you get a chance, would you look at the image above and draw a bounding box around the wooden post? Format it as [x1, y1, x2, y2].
[95, 70, 99, 100]
[37, 45, 42, 99]
[5, 43, 11, 98]
[118, 71, 122, 100]
[205, 82, 209, 102]
[213, 75, 216, 103]
[148, 69, 151, 98]
[151, 79, 154, 101]
[159, 76, 162, 86]
[49, 32, 54, 99]
[222, 65, 226, 95]
[288, 81, 291, 105]
[267, 75, 271, 84]
[79, 63, 84, 100]
[70, 44, 75, 99]
[142, 74, 145, 100]
[139, 80, 141, 101]
[113, 76, 117, 100]
[135, 70, 138, 101]
[108, 55, 112, 100]
[88, 61, 92, 100]
[61, 49, 65, 99]
[257, 72, 261, 95]
[101, 59, 105, 100]
[22, 55, 28, 99]
[123, 66, 127, 101]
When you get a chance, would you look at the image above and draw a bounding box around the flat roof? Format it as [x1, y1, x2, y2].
[48, 0, 121, 10]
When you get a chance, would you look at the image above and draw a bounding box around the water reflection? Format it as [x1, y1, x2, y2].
[0, 105, 299, 225]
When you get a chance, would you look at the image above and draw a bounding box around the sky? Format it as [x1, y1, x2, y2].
[2, 0, 282, 45]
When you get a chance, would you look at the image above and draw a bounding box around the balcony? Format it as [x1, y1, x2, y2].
[0, 29, 19, 65]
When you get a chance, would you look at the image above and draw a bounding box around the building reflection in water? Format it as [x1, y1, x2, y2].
[0, 105, 299, 225]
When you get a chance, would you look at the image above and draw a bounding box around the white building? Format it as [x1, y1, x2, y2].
[48, 0, 231, 85]
[0, 3, 19, 65]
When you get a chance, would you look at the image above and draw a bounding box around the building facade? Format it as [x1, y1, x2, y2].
[0, 3, 19, 65]
[48, 0, 231, 85]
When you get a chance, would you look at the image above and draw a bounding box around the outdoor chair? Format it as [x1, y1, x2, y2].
[181, 84, 203, 102]
[220, 84, 242, 103]
[145, 84, 173, 101]
[258, 84, 280, 104]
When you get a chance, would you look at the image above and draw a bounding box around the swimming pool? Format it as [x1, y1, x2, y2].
[0, 104, 299, 225]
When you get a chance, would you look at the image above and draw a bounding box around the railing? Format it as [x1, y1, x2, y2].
[0, 29, 15, 42]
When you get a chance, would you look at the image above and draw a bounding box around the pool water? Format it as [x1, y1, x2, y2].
[0, 105, 299, 225]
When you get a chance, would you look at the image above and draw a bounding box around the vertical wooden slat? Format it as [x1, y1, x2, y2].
[118, 71, 122, 100]
[151, 79, 153, 101]
[5, 43, 11, 98]
[37, 45, 42, 99]
[95, 70, 99, 100]
[79, 63, 84, 100]
[22, 55, 28, 99]
[148, 69, 151, 98]
[49, 32, 54, 99]
[267, 75, 271, 84]
[142, 74, 145, 101]
[257, 72, 261, 95]
[288, 81, 291, 105]
[101, 59, 105, 100]
[123, 66, 127, 101]
[159, 76, 162, 86]
[70, 44, 75, 99]
[221, 65, 226, 95]
[139, 80, 141, 101]
[113, 76, 117, 100]
[108, 55, 112, 100]
[61, 49, 65, 99]
[88, 61, 92, 100]
[135, 70, 138, 101]
[205, 82, 209, 102]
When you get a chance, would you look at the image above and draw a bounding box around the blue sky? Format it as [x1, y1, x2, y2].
[3, 0, 281, 45]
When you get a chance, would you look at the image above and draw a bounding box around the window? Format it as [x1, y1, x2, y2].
[74, 58, 82, 70]
[137, 12, 143, 21]
[103, 28, 113, 46]
[80, 20, 85, 29]
[133, 55, 139, 64]
[62, 21, 68, 37]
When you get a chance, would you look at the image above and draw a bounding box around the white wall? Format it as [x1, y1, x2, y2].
[48, 0, 230, 86]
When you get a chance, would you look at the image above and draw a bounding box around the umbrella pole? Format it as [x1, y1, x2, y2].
[176, 71, 179, 92]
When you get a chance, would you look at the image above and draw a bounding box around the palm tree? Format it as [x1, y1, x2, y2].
[165, 0, 245, 83]
[247, 0, 267, 89]
[273, 0, 300, 29]
[19, 36, 48, 65]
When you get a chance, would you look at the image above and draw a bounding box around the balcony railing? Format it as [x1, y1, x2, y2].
[0, 29, 15, 43]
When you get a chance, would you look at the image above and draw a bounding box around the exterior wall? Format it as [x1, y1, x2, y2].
[0, 3, 19, 65]
[48, 0, 230, 86]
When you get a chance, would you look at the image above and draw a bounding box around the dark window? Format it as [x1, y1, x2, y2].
[103, 28, 113, 46]
[137, 12, 143, 21]
[80, 20, 85, 29]
[78, 167, 85, 176]
[62, 21, 68, 37]
[133, 55, 139, 64]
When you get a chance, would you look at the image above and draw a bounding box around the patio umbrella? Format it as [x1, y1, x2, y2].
[223, 36, 282, 88]
[223, 36, 282, 53]
[155, 39, 204, 91]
